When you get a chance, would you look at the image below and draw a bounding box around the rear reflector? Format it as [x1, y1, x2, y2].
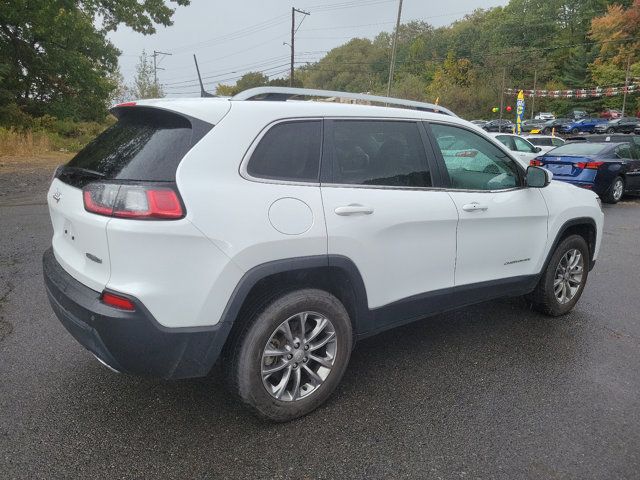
[573, 161, 604, 170]
[83, 183, 184, 219]
[101, 292, 136, 311]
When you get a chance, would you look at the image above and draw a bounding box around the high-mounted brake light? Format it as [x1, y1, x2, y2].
[83, 183, 184, 219]
[530, 158, 545, 166]
[101, 292, 136, 311]
[115, 101, 137, 107]
[574, 161, 604, 170]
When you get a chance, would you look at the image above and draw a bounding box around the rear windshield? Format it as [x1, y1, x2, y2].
[528, 137, 552, 146]
[547, 143, 608, 156]
[62, 108, 197, 184]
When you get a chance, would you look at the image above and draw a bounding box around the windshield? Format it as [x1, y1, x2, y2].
[547, 143, 608, 156]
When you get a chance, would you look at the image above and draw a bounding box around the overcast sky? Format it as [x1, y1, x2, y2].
[109, 0, 509, 96]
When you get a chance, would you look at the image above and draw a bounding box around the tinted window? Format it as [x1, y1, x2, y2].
[615, 145, 632, 159]
[65, 108, 194, 182]
[529, 137, 553, 146]
[330, 120, 431, 187]
[551, 138, 565, 146]
[430, 124, 519, 191]
[247, 121, 321, 182]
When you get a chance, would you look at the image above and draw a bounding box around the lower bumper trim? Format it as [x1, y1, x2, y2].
[43, 248, 231, 380]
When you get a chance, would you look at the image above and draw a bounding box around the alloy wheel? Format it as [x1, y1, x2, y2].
[612, 178, 624, 201]
[553, 249, 584, 304]
[261, 312, 337, 402]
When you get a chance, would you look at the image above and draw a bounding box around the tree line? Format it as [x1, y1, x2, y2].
[1, 0, 638, 133]
[223, 0, 640, 118]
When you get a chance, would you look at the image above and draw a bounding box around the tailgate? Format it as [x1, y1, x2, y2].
[48, 178, 111, 292]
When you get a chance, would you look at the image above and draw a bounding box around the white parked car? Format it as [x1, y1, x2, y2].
[524, 135, 566, 154]
[535, 112, 556, 120]
[44, 87, 604, 421]
[489, 132, 542, 167]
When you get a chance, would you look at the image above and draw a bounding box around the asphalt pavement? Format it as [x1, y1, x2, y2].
[1, 169, 639, 479]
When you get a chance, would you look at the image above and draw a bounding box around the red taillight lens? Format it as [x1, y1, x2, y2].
[530, 158, 545, 166]
[101, 291, 136, 311]
[574, 161, 604, 170]
[83, 183, 184, 219]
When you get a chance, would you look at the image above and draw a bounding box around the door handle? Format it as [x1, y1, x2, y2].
[462, 202, 488, 212]
[334, 204, 374, 216]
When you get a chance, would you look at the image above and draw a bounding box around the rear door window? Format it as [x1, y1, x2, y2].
[327, 120, 432, 187]
[247, 120, 322, 182]
[513, 136, 537, 153]
[495, 135, 516, 151]
[63, 107, 200, 184]
[615, 144, 633, 159]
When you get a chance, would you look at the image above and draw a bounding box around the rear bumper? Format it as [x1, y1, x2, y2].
[43, 248, 231, 380]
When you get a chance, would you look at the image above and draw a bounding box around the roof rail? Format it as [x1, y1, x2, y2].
[231, 87, 457, 117]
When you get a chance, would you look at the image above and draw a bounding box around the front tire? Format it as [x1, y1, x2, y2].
[603, 176, 624, 204]
[227, 289, 353, 422]
[606, 127, 615, 134]
[529, 235, 590, 317]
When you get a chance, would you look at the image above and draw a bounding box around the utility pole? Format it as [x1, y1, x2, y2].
[152, 50, 172, 87]
[386, 0, 404, 98]
[621, 55, 631, 117]
[499, 67, 506, 132]
[530, 69, 537, 120]
[290, 7, 310, 87]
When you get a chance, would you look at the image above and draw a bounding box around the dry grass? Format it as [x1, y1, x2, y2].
[0, 152, 73, 174]
[0, 128, 53, 156]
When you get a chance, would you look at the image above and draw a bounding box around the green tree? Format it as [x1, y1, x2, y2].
[132, 51, 164, 99]
[0, 0, 188, 122]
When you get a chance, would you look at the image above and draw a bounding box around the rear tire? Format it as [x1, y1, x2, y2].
[528, 235, 590, 317]
[571, 127, 579, 134]
[603, 176, 624, 204]
[606, 127, 615, 134]
[226, 289, 353, 422]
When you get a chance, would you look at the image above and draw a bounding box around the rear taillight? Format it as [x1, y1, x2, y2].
[530, 158, 545, 166]
[574, 161, 604, 170]
[83, 183, 184, 219]
[101, 291, 136, 311]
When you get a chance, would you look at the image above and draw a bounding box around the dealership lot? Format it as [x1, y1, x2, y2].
[1, 168, 639, 479]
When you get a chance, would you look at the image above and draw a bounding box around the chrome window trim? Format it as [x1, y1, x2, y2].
[240, 116, 436, 187]
[239, 117, 324, 187]
[238, 115, 528, 194]
[425, 120, 527, 192]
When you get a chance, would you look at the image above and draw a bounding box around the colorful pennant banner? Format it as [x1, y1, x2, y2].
[505, 82, 640, 98]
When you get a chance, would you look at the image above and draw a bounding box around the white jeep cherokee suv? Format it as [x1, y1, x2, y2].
[43, 87, 604, 421]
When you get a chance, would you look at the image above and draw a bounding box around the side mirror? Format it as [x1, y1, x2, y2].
[534, 146, 542, 153]
[526, 166, 551, 188]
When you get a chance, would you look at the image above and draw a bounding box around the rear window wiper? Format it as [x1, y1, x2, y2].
[60, 166, 106, 178]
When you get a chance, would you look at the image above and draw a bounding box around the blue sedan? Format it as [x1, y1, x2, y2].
[531, 140, 640, 203]
[559, 118, 608, 134]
